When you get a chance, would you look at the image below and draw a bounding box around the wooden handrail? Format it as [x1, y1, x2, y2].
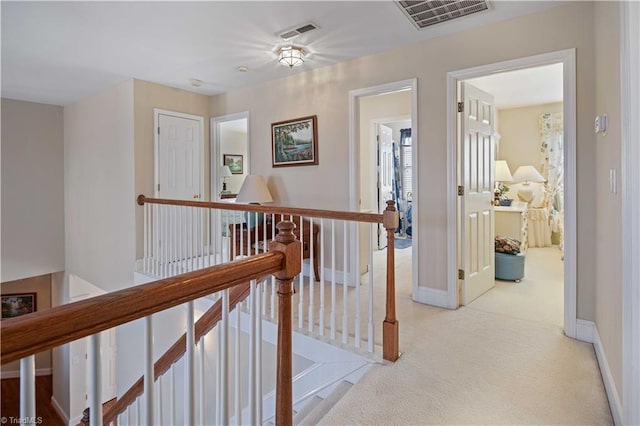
[137, 194, 384, 224]
[103, 281, 252, 425]
[1, 252, 284, 364]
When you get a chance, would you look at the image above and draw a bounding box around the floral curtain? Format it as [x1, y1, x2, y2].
[539, 112, 564, 252]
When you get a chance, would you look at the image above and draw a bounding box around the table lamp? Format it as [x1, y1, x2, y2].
[221, 165, 232, 193]
[236, 175, 273, 227]
[495, 160, 514, 205]
[513, 165, 545, 202]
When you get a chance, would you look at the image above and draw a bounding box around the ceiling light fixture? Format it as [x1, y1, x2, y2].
[237, 66, 249, 73]
[189, 78, 202, 87]
[278, 46, 305, 68]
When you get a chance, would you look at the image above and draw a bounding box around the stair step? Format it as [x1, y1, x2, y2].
[297, 380, 353, 425]
[293, 395, 324, 425]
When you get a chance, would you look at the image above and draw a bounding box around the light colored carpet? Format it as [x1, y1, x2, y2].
[318, 247, 613, 425]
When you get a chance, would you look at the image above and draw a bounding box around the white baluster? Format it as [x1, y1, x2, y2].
[319, 218, 325, 336]
[144, 316, 154, 425]
[156, 374, 163, 425]
[343, 220, 349, 345]
[170, 365, 176, 426]
[220, 290, 229, 424]
[88, 334, 102, 426]
[368, 223, 375, 353]
[19, 355, 35, 425]
[234, 307, 241, 424]
[248, 280, 257, 425]
[185, 301, 195, 424]
[256, 281, 263, 425]
[144, 203, 149, 274]
[331, 219, 337, 340]
[215, 325, 221, 425]
[298, 217, 305, 329]
[271, 218, 277, 319]
[199, 336, 206, 425]
[135, 397, 140, 426]
[309, 217, 315, 333]
[355, 222, 361, 348]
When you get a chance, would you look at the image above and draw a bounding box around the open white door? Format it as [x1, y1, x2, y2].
[156, 111, 203, 201]
[377, 124, 394, 249]
[460, 82, 495, 305]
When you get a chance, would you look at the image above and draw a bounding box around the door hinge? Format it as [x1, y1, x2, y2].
[457, 102, 464, 113]
[157, 127, 160, 135]
[157, 183, 160, 191]
[457, 185, 464, 196]
[458, 269, 465, 280]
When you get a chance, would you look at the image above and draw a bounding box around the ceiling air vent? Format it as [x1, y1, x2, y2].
[278, 22, 319, 40]
[395, 0, 489, 29]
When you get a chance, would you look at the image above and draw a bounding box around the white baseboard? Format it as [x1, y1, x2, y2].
[593, 324, 623, 425]
[1, 367, 52, 379]
[414, 286, 450, 308]
[68, 413, 83, 426]
[50, 396, 71, 425]
[576, 319, 595, 343]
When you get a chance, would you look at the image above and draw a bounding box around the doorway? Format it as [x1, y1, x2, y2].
[448, 49, 577, 338]
[210, 112, 249, 201]
[349, 79, 419, 301]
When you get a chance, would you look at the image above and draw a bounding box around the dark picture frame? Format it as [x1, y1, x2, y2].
[272, 115, 318, 167]
[223, 154, 243, 174]
[1, 293, 37, 319]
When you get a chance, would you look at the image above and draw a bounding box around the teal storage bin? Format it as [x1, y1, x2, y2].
[495, 251, 525, 282]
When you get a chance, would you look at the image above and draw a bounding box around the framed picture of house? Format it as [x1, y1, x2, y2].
[1, 293, 37, 319]
[223, 154, 243, 174]
[272, 115, 318, 167]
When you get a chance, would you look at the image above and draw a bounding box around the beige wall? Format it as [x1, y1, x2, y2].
[594, 1, 623, 403]
[1, 99, 65, 282]
[133, 79, 211, 257]
[497, 102, 563, 174]
[64, 80, 136, 292]
[1, 274, 52, 374]
[210, 2, 598, 319]
[359, 91, 412, 213]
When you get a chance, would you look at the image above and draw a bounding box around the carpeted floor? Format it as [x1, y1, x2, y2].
[318, 247, 613, 425]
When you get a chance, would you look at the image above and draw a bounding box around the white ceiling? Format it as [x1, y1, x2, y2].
[466, 63, 563, 109]
[1, 1, 564, 106]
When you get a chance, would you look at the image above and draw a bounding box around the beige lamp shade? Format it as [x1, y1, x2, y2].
[495, 160, 513, 182]
[221, 165, 233, 177]
[513, 165, 544, 183]
[236, 175, 273, 204]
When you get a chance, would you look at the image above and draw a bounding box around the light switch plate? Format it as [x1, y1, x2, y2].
[595, 114, 608, 134]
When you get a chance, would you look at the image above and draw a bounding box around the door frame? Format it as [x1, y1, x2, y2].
[446, 49, 578, 338]
[621, 2, 640, 423]
[210, 111, 250, 201]
[153, 109, 205, 198]
[348, 78, 419, 300]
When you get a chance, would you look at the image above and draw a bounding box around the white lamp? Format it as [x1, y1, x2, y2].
[221, 165, 232, 193]
[495, 160, 513, 183]
[513, 165, 545, 203]
[237, 175, 273, 227]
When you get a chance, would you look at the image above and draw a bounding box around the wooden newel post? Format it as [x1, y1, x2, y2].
[383, 200, 400, 362]
[269, 221, 301, 426]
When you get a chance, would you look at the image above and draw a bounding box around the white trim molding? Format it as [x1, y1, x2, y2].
[50, 396, 71, 426]
[153, 108, 206, 199]
[348, 79, 420, 303]
[0, 367, 52, 379]
[576, 319, 595, 344]
[415, 287, 449, 309]
[593, 324, 624, 425]
[446, 49, 578, 334]
[620, 2, 640, 425]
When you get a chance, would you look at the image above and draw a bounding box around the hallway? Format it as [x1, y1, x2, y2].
[319, 247, 612, 424]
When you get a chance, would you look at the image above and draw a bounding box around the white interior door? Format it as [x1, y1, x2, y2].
[378, 124, 394, 248]
[460, 82, 495, 305]
[157, 113, 202, 201]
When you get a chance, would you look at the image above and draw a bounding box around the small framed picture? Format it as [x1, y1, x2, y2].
[1, 293, 37, 319]
[272, 115, 318, 167]
[223, 154, 243, 174]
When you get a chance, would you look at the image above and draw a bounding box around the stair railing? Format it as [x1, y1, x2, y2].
[1, 222, 301, 426]
[136, 195, 400, 362]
